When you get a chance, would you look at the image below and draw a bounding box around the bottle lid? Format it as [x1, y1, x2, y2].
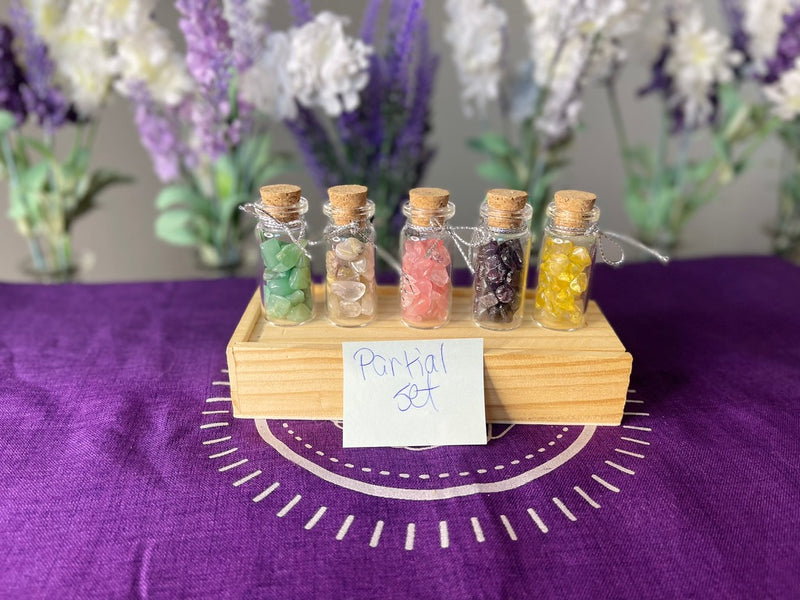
[487, 188, 529, 229]
[552, 189, 597, 229]
[260, 184, 302, 222]
[408, 187, 450, 226]
[328, 184, 368, 225]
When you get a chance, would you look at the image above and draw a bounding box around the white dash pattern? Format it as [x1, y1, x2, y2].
[208, 447, 238, 459]
[439, 521, 450, 548]
[622, 425, 652, 432]
[252, 482, 280, 502]
[218, 458, 248, 472]
[614, 448, 645, 459]
[304, 506, 327, 530]
[574, 486, 601, 508]
[527, 508, 548, 533]
[605, 460, 636, 475]
[369, 521, 384, 548]
[233, 470, 262, 487]
[592, 474, 620, 492]
[405, 523, 416, 551]
[470, 517, 485, 543]
[277, 494, 302, 517]
[552, 497, 577, 521]
[620, 436, 650, 446]
[500, 515, 518, 541]
[202, 436, 232, 445]
[336, 515, 355, 541]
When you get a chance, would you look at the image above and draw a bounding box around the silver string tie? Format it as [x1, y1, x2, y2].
[409, 220, 484, 276]
[240, 202, 314, 257]
[598, 230, 670, 266]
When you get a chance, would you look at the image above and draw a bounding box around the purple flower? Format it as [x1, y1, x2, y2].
[224, 0, 269, 71]
[383, 0, 420, 100]
[360, 0, 383, 44]
[0, 23, 27, 124]
[176, 0, 238, 161]
[288, 0, 314, 26]
[285, 105, 342, 189]
[285, 0, 438, 242]
[8, 0, 75, 132]
[720, 0, 750, 63]
[130, 84, 186, 182]
[764, 9, 800, 83]
[639, 16, 719, 132]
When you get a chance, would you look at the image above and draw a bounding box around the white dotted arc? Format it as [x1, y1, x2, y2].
[279, 422, 570, 480]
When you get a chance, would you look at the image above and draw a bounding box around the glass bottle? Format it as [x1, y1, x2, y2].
[323, 185, 377, 327]
[256, 184, 314, 326]
[399, 187, 455, 329]
[472, 189, 533, 330]
[533, 189, 600, 331]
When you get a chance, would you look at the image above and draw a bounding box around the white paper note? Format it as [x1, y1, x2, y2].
[342, 338, 486, 448]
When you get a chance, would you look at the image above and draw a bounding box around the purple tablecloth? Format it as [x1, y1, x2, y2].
[1, 256, 798, 599]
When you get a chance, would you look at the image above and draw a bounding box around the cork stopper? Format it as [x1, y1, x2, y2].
[486, 188, 529, 229]
[408, 187, 450, 226]
[260, 184, 302, 222]
[328, 184, 368, 225]
[553, 189, 597, 229]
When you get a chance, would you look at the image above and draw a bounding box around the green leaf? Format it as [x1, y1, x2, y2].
[156, 184, 204, 210]
[155, 209, 199, 247]
[19, 162, 50, 194]
[476, 158, 520, 188]
[19, 137, 56, 161]
[85, 170, 131, 198]
[0, 110, 17, 135]
[214, 154, 238, 201]
[238, 135, 270, 174]
[468, 132, 516, 158]
[66, 170, 132, 226]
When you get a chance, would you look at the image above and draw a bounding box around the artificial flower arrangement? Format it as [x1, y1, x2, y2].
[0, 1, 132, 280]
[444, 0, 645, 239]
[722, 0, 800, 264]
[271, 0, 438, 260]
[603, 0, 777, 252]
[121, 0, 291, 271]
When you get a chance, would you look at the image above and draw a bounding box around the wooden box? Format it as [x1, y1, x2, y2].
[226, 286, 632, 425]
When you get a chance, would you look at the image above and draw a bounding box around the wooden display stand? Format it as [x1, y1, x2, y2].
[226, 285, 632, 425]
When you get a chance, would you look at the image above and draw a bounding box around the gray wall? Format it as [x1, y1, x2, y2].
[0, 1, 780, 282]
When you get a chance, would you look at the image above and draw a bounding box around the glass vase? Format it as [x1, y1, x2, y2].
[772, 148, 800, 264]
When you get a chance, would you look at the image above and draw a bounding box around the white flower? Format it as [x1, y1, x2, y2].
[115, 23, 192, 106]
[741, 0, 795, 72]
[444, 0, 507, 117]
[67, 0, 156, 41]
[23, 0, 68, 43]
[533, 37, 589, 141]
[665, 8, 741, 127]
[46, 21, 117, 115]
[520, 0, 648, 141]
[240, 31, 298, 120]
[764, 58, 800, 120]
[285, 12, 372, 117]
[223, 0, 271, 68]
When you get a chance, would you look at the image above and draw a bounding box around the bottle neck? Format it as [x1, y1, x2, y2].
[323, 199, 376, 227]
[546, 201, 599, 236]
[480, 200, 532, 232]
[261, 196, 309, 226]
[402, 201, 456, 228]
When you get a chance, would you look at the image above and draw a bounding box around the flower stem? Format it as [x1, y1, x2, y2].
[605, 79, 632, 180]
